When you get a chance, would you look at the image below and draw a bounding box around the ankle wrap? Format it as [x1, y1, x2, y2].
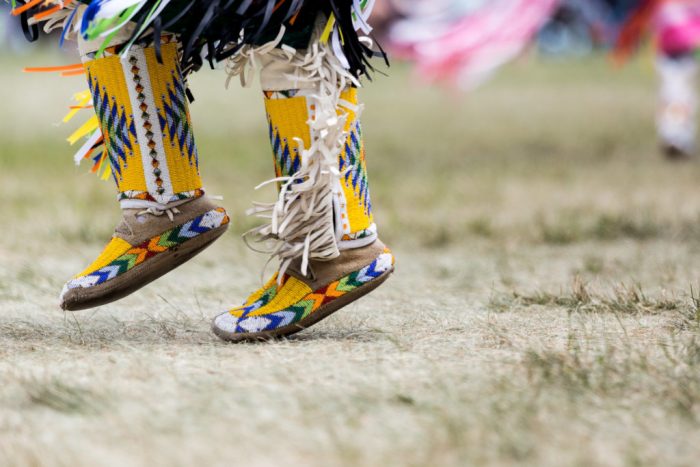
[263, 87, 376, 248]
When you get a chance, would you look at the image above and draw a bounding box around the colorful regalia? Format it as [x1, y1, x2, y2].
[384, 0, 558, 89]
[10, 0, 394, 341]
[381, 0, 700, 158]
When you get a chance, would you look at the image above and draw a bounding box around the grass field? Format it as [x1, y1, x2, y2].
[1, 50, 700, 466]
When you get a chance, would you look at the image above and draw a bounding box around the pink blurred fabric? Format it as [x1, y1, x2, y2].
[389, 0, 559, 89]
[656, 0, 700, 55]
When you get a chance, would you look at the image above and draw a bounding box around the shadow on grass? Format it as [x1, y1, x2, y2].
[0, 315, 391, 348]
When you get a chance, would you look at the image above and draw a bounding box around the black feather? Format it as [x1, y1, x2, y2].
[18, 0, 386, 80]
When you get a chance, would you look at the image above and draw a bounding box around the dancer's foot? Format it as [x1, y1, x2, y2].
[60, 196, 229, 311]
[212, 240, 394, 342]
[661, 142, 694, 161]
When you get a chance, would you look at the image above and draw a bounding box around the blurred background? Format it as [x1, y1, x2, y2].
[3, 0, 698, 253]
[1, 0, 691, 238]
[2, 1, 700, 466]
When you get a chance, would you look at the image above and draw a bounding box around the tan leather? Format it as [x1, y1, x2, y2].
[286, 239, 386, 291]
[115, 196, 218, 246]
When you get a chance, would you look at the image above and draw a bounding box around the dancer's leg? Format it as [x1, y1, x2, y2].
[61, 35, 229, 310]
[657, 52, 698, 159]
[213, 35, 393, 341]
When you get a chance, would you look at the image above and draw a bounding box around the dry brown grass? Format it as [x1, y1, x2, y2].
[1, 50, 700, 466]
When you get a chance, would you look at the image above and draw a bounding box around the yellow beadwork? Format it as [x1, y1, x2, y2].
[264, 88, 373, 236]
[243, 273, 279, 306]
[264, 95, 311, 178]
[85, 53, 147, 195]
[338, 87, 373, 234]
[144, 43, 202, 195]
[75, 237, 132, 278]
[84, 41, 202, 202]
[229, 276, 312, 318]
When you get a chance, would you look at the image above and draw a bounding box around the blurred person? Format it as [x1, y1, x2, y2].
[381, 0, 700, 161]
[366, 0, 402, 42]
[537, 0, 624, 56]
[11, 0, 393, 342]
[654, 0, 700, 159]
[538, 2, 597, 57]
[617, 0, 700, 160]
